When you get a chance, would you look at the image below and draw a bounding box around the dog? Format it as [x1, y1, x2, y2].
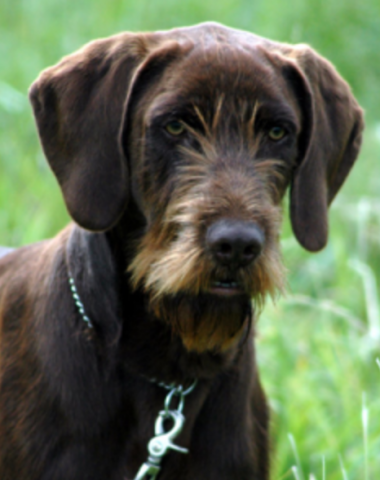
[0, 22, 363, 480]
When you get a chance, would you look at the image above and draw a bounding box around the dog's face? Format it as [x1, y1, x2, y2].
[125, 46, 296, 351]
[29, 23, 363, 353]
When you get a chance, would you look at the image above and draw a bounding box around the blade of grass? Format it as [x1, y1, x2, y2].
[288, 434, 304, 480]
[338, 455, 349, 480]
[291, 466, 301, 480]
[322, 456, 326, 480]
[362, 392, 369, 480]
[349, 259, 380, 341]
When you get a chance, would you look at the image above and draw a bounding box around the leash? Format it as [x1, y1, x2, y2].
[67, 273, 198, 479]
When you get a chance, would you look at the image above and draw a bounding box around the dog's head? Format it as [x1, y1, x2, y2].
[30, 23, 363, 352]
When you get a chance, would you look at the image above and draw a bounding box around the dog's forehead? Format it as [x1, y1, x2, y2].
[158, 22, 268, 51]
[173, 49, 276, 97]
[149, 23, 292, 108]
[144, 38, 294, 124]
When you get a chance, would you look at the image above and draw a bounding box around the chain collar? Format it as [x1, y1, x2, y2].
[67, 273, 198, 480]
[68, 274, 93, 328]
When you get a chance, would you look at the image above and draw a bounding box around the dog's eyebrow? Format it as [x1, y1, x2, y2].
[255, 102, 300, 130]
[146, 96, 198, 124]
[248, 101, 260, 139]
[211, 95, 225, 133]
[193, 104, 211, 137]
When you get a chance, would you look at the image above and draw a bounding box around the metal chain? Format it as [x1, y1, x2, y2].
[68, 275, 93, 328]
[67, 272, 198, 480]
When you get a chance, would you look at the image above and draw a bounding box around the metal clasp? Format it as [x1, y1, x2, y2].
[134, 410, 188, 480]
[133, 381, 197, 480]
[149, 409, 188, 457]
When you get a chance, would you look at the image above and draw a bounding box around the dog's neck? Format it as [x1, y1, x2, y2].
[65, 223, 253, 385]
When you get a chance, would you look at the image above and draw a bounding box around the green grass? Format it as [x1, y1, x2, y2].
[1, 1, 380, 478]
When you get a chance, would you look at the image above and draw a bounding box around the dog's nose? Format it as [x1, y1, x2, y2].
[206, 220, 264, 268]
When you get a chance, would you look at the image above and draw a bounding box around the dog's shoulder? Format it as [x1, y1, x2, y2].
[0, 247, 14, 260]
[0, 225, 74, 305]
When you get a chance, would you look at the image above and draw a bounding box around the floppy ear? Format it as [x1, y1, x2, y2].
[276, 45, 364, 251]
[29, 33, 152, 231]
[119, 40, 188, 164]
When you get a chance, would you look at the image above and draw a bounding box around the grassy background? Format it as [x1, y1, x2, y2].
[1, 1, 379, 478]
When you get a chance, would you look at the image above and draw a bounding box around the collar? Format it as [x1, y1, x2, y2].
[68, 273, 94, 328]
[67, 271, 198, 478]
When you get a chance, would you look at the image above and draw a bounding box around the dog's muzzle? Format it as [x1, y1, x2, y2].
[206, 219, 265, 296]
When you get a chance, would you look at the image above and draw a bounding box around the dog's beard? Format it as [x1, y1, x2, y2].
[150, 291, 251, 353]
[128, 163, 286, 353]
[129, 218, 285, 301]
[128, 215, 285, 353]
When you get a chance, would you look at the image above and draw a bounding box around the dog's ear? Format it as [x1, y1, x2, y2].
[29, 34, 183, 231]
[119, 39, 188, 174]
[270, 44, 364, 251]
[29, 34, 148, 231]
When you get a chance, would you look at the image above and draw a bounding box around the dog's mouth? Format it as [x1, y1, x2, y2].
[209, 279, 245, 296]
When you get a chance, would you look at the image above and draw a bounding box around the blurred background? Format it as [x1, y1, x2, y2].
[0, 1, 379, 478]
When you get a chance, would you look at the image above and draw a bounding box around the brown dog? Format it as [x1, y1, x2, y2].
[0, 22, 363, 480]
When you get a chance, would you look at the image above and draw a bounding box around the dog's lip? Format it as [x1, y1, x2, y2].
[209, 280, 245, 296]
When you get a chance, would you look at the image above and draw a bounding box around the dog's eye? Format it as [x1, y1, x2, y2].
[165, 120, 185, 136]
[268, 126, 286, 141]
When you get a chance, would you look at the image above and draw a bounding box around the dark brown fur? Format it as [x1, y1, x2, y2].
[0, 23, 363, 480]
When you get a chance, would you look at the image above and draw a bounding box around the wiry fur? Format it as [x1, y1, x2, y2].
[129, 100, 286, 352]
